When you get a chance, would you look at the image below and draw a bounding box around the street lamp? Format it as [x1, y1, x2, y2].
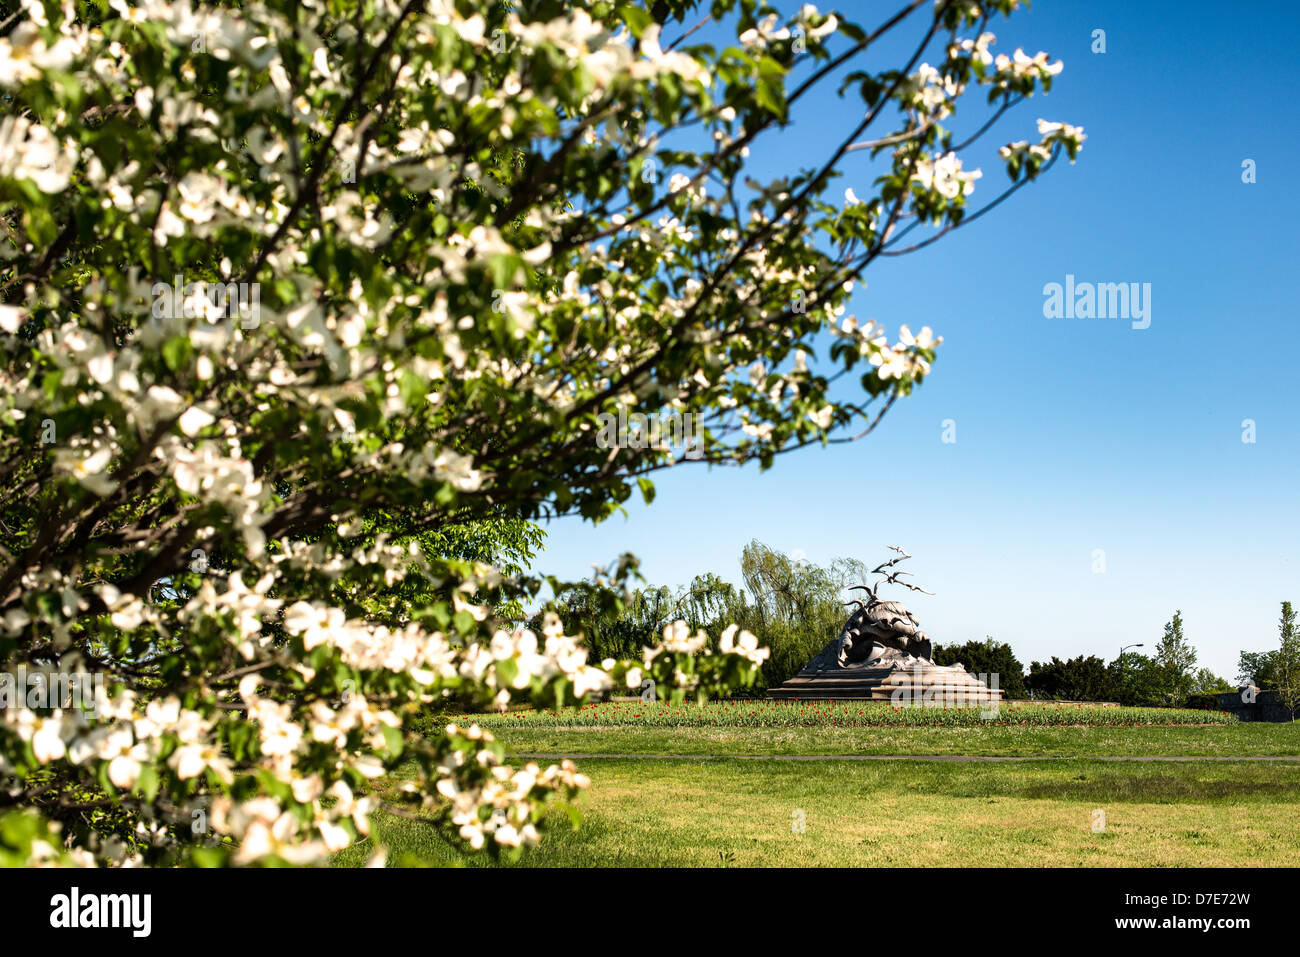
[1118, 643, 1144, 683]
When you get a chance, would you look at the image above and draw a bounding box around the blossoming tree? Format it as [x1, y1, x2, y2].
[0, 0, 1082, 865]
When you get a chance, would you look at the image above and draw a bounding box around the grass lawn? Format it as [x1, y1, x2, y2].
[335, 757, 1300, 867]
[475, 721, 1300, 758]
[333, 704, 1300, 867]
[457, 700, 1300, 758]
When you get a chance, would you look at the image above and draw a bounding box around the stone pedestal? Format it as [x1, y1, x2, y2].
[769, 656, 1004, 704]
[768, 561, 1003, 705]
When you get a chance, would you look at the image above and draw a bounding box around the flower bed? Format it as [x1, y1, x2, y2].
[466, 699, 1238, 729]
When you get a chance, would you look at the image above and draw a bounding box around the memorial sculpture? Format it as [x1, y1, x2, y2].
[769, 547, 1004, 705]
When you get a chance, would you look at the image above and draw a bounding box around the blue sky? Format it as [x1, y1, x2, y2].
[536, 0, 1300, 679]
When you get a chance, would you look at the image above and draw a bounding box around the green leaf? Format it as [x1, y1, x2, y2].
[381, 724, 404, 759]
[621, 6, 653, 35]
[755, 57, 787, 118]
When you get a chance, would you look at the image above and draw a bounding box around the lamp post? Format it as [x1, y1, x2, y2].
[1118, 643, 1144, 687]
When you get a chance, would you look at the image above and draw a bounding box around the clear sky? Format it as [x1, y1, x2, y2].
[534, 0, 1300, 680]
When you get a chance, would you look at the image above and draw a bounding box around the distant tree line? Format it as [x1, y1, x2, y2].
[1240, 601, 1300, 719]
[541, 540, 868, 693]
[540, 543, 1298, 711]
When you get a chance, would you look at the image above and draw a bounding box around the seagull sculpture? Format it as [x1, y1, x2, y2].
[836, 546, 935, 664]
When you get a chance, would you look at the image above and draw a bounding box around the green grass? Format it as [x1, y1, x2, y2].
[480, 722, 1300, 757]
[333, 706, 1300, 868]
[334, 757, 1300, 867]
[471, 699, 1236, 729]
[460, 701, 1297, 758]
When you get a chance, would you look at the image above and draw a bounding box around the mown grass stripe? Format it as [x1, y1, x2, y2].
[515, 752, 1300, 762]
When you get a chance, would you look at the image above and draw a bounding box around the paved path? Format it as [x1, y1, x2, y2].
[519, 752, 1300, 762]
